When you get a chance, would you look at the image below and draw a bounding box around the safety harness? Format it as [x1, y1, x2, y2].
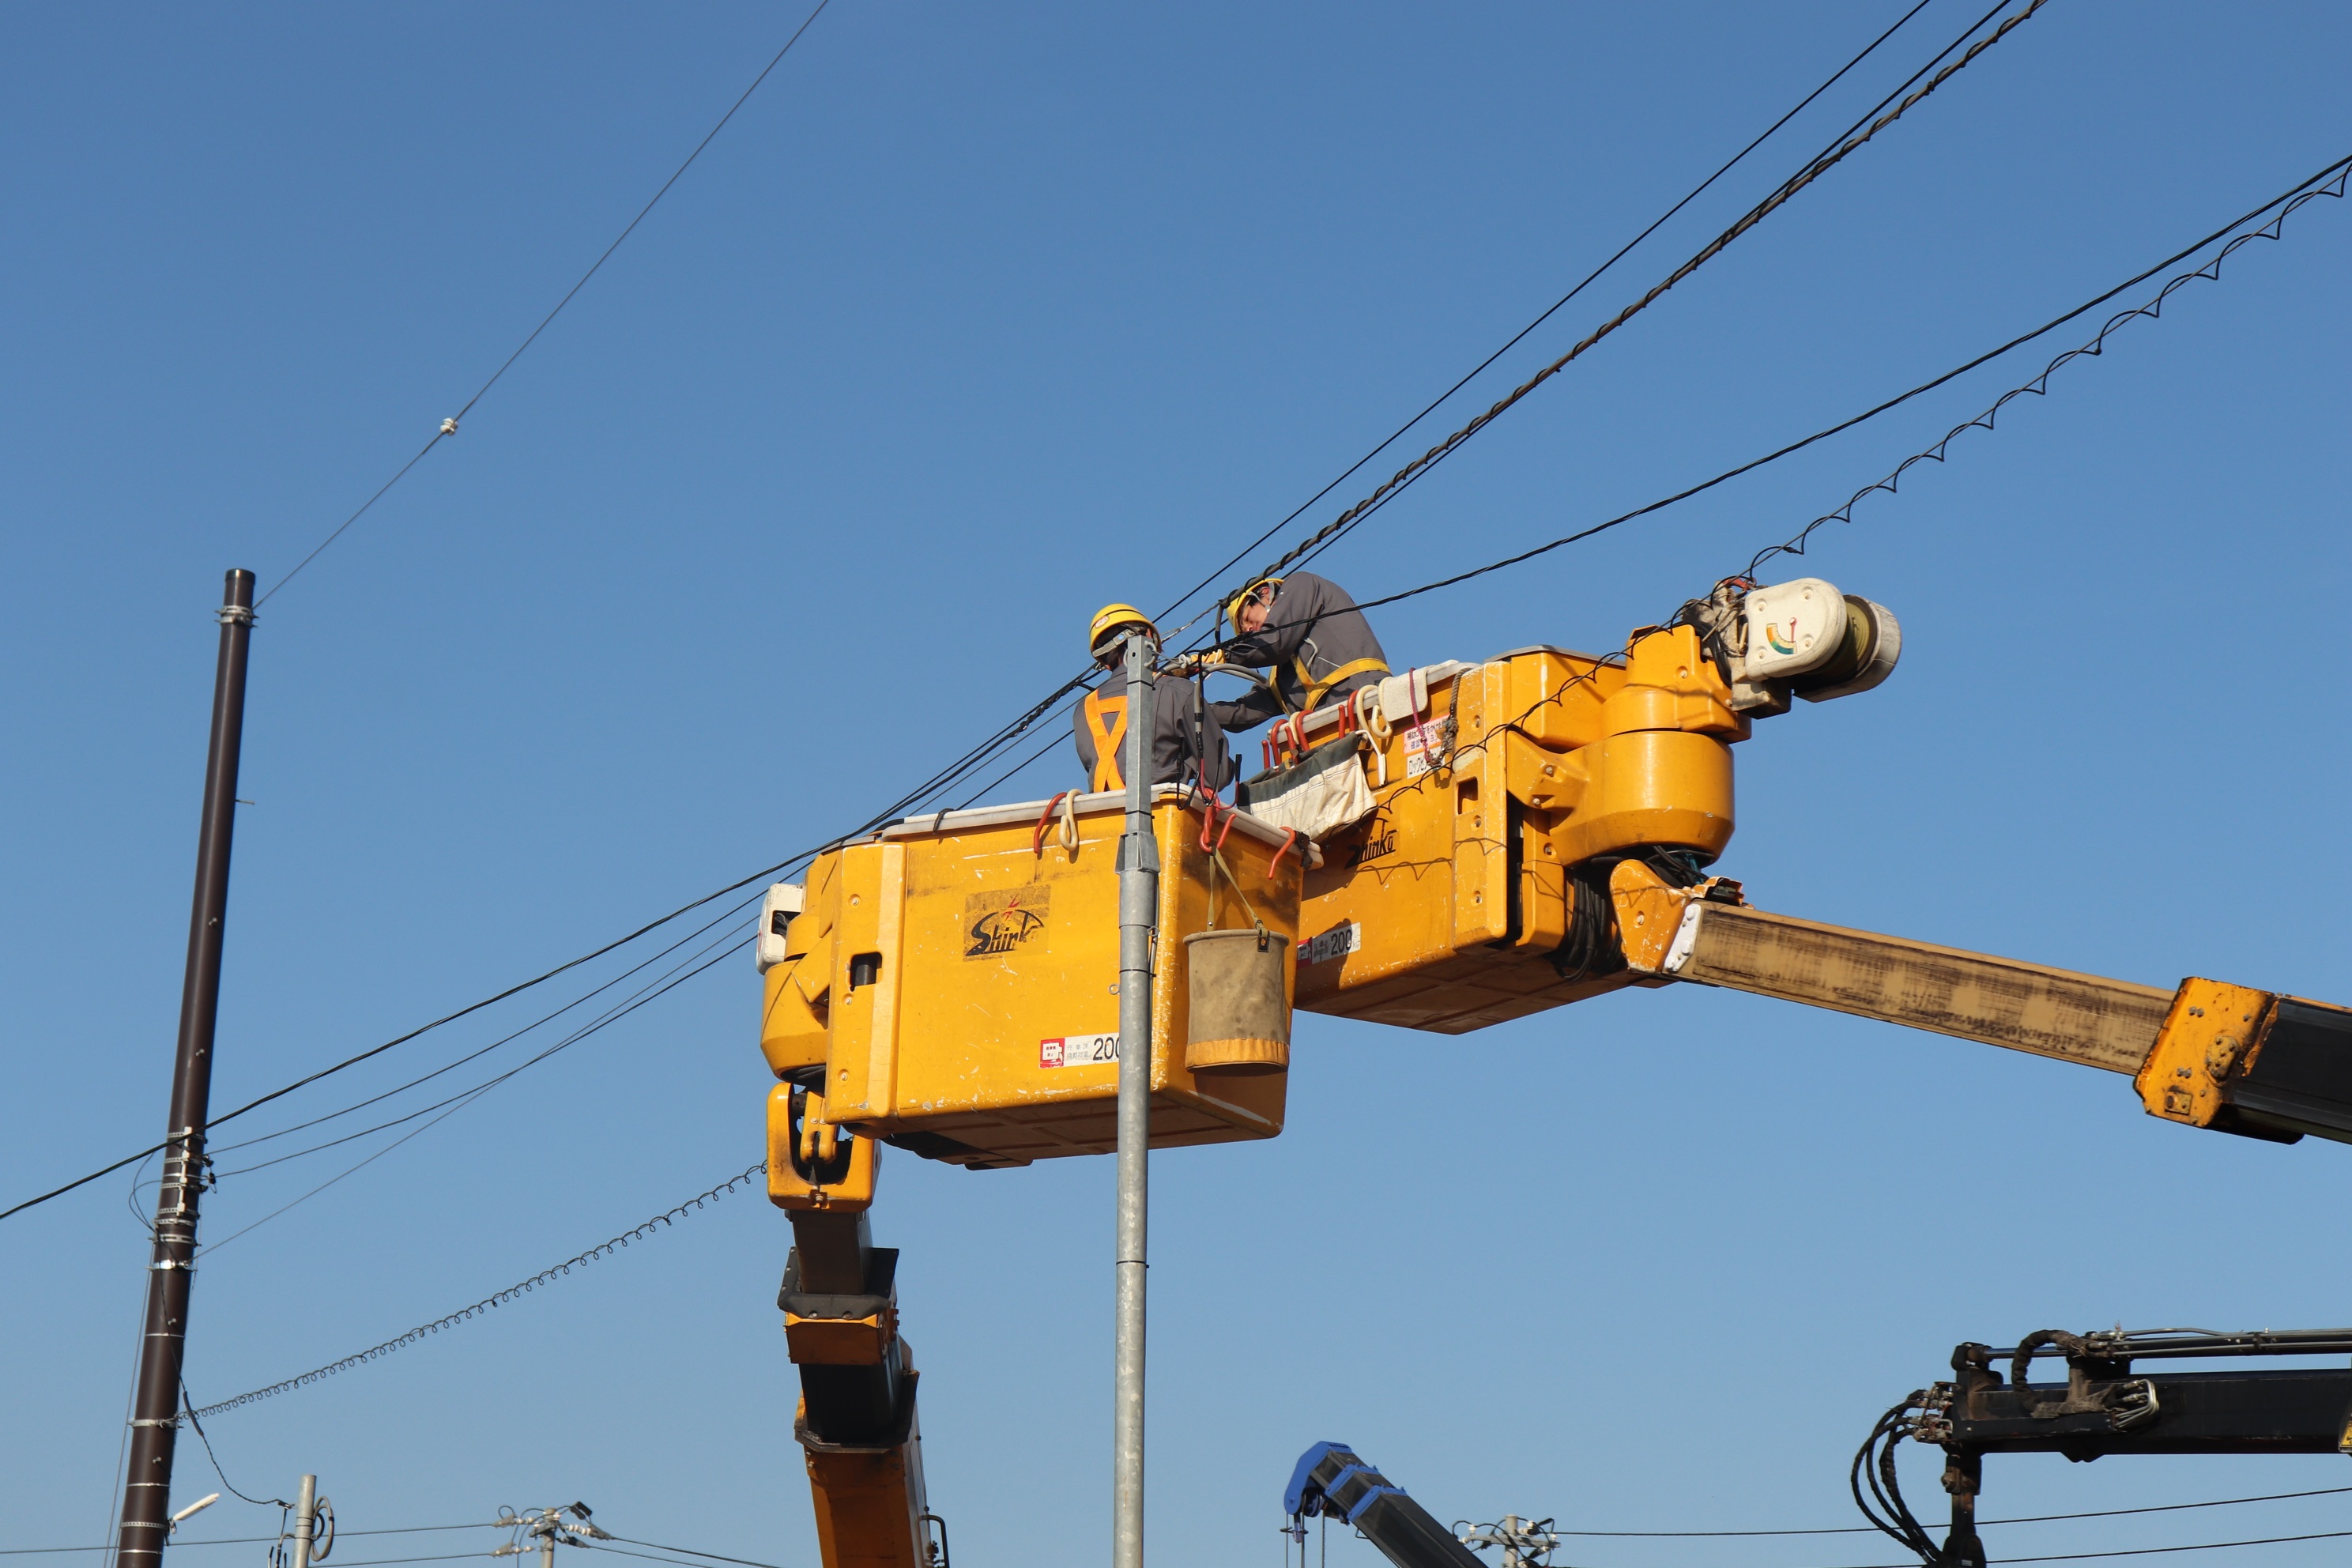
[1291, 654, 1389, 717]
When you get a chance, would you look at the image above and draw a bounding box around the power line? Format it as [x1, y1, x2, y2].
[257, 0, 833, 609]
[1244, 147, 2349, 632]
[1829, 1528, 2352, 1566]
[207, 892, 762, 1162]
[1239, 0, 2050, 600]
[193, 931, 754, 1256]
[208, 912, 758, 1180]
[5, 1526, 511, 1555]
[186, 1159, 767, 1419]
[1148, 0, 1944, 635]
[1548, 1485, 2352, 1538]
[601, 1540, 793, 1568]
[0, 861, 793, 1223]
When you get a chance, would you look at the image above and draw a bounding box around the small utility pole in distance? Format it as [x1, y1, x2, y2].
[285, 1476, 334, 1568]
[115, 570, 257, 1568]
[494, 1504, 608, 1568]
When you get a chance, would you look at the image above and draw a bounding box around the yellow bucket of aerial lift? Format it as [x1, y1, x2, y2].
[1283, 626, 1746, 1035]
[760, 787, 1304, 1169]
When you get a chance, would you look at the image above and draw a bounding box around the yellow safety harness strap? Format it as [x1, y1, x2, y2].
[1291, 656, 1391, 717]
[1084, 690, 1129, 793]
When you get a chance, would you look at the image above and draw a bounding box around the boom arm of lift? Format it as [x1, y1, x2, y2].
[767, 1086, 944, 1568]
[1608, 863, 2352, 1148]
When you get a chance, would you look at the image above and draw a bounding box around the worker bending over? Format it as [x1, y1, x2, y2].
[1203, 572, 1389, 735]
[1073, 604, 1236, 793]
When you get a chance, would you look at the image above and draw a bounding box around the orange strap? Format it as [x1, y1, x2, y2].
[1083, 690, 1129, 793]
[1197, 794, 1238, 855]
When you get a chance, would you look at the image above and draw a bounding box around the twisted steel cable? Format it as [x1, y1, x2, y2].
[185, 1161, 767, 1419]
[1744, 158, 2352, 576]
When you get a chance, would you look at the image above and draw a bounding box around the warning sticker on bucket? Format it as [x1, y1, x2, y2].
[1298, 922, 1361, 967]
[1040, 1033, 1120, 1069]
[1401, 717, 1455, 778]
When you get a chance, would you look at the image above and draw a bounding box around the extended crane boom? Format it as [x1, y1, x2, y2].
[1610, 865, 2352, 1146]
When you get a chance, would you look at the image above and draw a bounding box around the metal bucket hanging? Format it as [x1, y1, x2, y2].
[1183, 926, 1292, 1075]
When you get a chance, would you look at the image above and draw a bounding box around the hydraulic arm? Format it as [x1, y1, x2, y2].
[766, 1087, 941, 1568]
[1860, 1329, 2352, 1568]
[1283, 1443, 1483, 1568]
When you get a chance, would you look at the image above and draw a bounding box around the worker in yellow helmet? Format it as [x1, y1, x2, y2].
[1073, 604, 1236, 795]
[1204, 571, 1390, 735]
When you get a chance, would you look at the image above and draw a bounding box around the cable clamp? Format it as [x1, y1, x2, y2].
[129, 1416, 184, 1428]
[440, 416, 459, 435]
[217, 605, 255, 627]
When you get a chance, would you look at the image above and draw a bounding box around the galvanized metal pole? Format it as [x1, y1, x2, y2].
[1112, 628, 1158, 1568]
[290, 1476, 318, 1568]
[115, 569, 255, 1568]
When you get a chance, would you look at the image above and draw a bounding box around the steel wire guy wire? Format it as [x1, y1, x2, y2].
[184, 1161, 770, 1419]
[254, 0, 834, 610]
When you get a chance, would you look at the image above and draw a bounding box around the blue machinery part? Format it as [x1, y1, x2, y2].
[1283, 1443, 1483, 1568]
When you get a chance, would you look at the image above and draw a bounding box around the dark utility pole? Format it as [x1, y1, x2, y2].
[115, 569, 256, 1568]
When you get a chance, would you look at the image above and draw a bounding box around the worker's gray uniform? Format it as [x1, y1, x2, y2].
[1073, 668, 1237, 793]
[1207, 572, 1391, 734]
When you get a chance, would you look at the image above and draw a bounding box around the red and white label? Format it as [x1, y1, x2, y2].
[1040, 1033, 1121, 1069]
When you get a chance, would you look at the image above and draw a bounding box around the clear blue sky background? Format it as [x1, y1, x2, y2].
[6, 4, 2350, 1566]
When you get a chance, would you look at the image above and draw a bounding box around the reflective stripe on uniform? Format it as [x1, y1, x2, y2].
[1084, 689, 1129, 793]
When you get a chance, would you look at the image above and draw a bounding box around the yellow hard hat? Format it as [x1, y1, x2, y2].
[1223, 574, 1281, 631]
[1088, 602, 1159, 658]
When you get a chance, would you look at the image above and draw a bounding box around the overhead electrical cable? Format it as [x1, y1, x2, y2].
[1222, 149, 2351, 636]
[257, 0, 834, 609]
[1824, 1528, 2352, 1566]
[585, 1548, 778, 1568]
[8, 1526, 514, 1555]
[599, 1540, 794, 1568]
[13, 1479, 2347, 1555]
[205, 893, 764, 1160]
[1149, 0, 1944, 630]
[1231, 0, 2052, 605]
[1544, 1484, 2352, 1537]
[194, 930, 755, 1253]
[208, 909, 760, 1176]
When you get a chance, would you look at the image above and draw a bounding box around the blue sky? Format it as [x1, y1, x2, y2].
[5, 4, 2350, 1567]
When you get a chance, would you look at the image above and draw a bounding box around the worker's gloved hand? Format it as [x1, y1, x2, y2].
[1163, 649, 1227, 677]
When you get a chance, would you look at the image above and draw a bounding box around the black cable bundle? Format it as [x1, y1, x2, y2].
[1853, 1393, 1948, 1565]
